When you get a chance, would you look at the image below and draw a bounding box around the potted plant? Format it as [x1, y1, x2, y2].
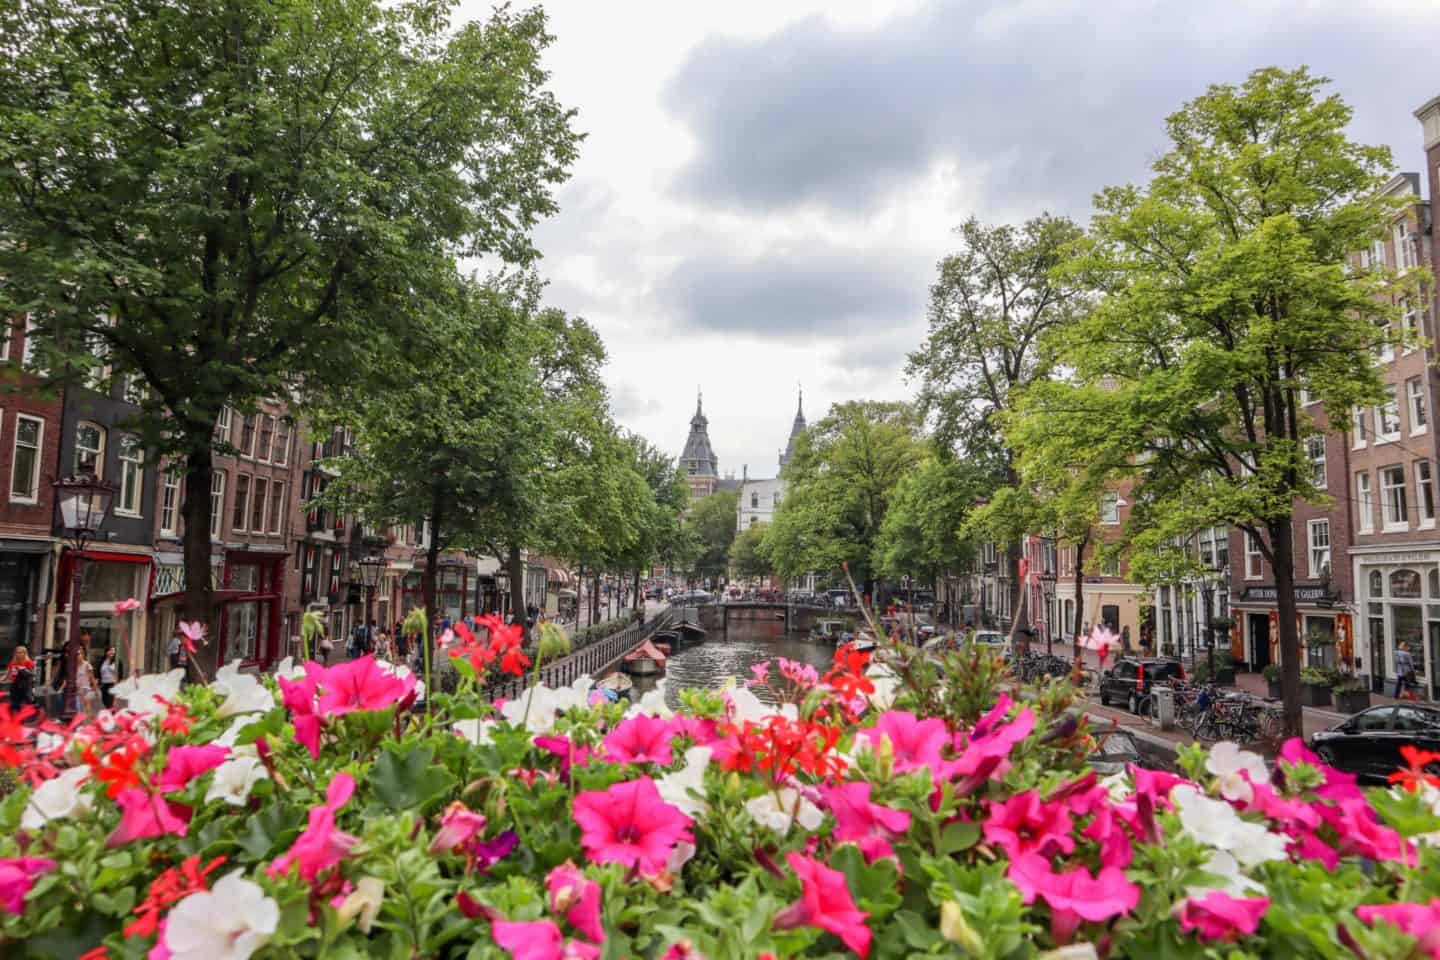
[1263, 663, 1282, 699]
[1211, 648, 1237, 686]
[1332, 675, 1371, 713]
[1299, 666, 1338, 708]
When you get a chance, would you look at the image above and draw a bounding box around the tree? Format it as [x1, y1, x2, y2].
[0, 0, 579, 636]
[686, 490, 738, 586]
[766, 401, 924, 595]
[729, 523, 772, 581]
[617, 436, 689, 608]
[907, 215, 1087, 631]
[1013, 67, 1414, 736]
[872, 457, 981, 593]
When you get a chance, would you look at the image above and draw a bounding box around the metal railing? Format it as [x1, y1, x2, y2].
[480, 610, 675, 702]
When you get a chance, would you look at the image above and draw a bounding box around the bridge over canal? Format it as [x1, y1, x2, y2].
[692, 600, 837, 636]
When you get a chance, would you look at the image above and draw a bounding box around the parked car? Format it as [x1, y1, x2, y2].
[1097, 657, 1186, 714]
[971, 630, 1009, 658]
[1309, 704, 1440, 784]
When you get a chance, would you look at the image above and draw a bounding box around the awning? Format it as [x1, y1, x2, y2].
[548, 568, 574, 586]
[0, 539, 53, 555]
[56, 549, 154, 611]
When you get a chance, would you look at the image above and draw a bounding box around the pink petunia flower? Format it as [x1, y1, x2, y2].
[1357, 899, 1440, 959]
[547, 861, 605, 944]
[947, 696, 1035, 786]
[535, 735, 596, 781]
[177, 621, 207, 655]
[1067, 785, 1134, 870]
[1279, 738, 1365, 806]
[1007, 852, 1140, 944]
[157, 745, 230, 793]
[572, 776, 693, 874]
[315, 656, 416, 717]
[107, 790, 192, 847]
[773, 852, 872, 957]
[747, 661, 770, 687]
[268, 773, 357, 883]
[602, 715, 675, 766]
[490, 917, 600, 960]
[822, 782, 911, 862]
[661, 942, 705, 960]
[112, 597, 142, 616]
[1322, 798, 1412, 865]
[278, 669, 323, 760]
[1175, 892, 1269, 943]
[984, 790, 1076, 861]
[857, 711, 949, 775]
[672, 715, 719, 746]
[0, 857, 55, 914]
[430, 802, 487, 855]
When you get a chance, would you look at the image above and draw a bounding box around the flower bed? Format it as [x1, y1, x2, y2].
[2, 624, 1440, 959]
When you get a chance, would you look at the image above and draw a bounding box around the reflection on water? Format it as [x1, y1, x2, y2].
[631, 618, 836, 708]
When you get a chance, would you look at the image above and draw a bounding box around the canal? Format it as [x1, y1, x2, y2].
[632, 617, 836, 708]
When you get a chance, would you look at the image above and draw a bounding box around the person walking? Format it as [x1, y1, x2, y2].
[98, 646, 121, 709]
[167, 628, 186, 671]
[1394, 642, 1418, 699]
[6, 646, 35, 712]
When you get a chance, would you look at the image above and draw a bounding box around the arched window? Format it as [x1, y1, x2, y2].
[1369, 570, 1384, 597]
[1390, 569, 1422, 599]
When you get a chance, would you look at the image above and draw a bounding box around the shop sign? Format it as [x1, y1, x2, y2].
[1357, 551, 1440, 565]
[1240, 585, 1335, 605]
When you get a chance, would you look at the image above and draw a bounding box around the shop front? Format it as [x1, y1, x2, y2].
[55, 548, 152, 674]
[148, 551, 224, 673]
[1352, 548, 1440, 698]
[1232, 584, 1351, 677]
[402, 557, 469, 626]
[216, 551, 287, 670]
[0, 542, 52, 669]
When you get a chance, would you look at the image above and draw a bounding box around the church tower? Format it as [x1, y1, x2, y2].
[680, 390, 720, 498]
[778, 387, 806, 473]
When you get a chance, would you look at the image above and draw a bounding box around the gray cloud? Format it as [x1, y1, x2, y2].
[665, 2, 1440, 217]
[659, 245, 926, 336]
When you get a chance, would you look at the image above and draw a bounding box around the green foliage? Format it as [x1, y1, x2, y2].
[687, 489, 740, 582]
[728, 522, 772, 580]
[535, 623, 571, 660]
[569, 611, 640, 650]
[766, 401, 925, 588]
[873, 457, 985, 582]
[371, 745, 459, 814]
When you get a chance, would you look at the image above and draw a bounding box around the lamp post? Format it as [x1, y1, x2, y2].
[1040, 563, 1057, 658]
[359, 555, 385, 654]
[53, 470, 116, 686]
[1201, 563, 1225, 680]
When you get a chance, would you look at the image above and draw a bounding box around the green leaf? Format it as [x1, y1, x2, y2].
[371, 744, 458, 812]
[939, 820, 980, 855]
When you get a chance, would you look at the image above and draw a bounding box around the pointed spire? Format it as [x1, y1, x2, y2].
[795, 384, 804, 423]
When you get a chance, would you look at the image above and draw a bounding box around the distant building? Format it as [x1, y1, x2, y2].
[737, 388, 807, 529]
[680, 392, 720, 499]
[778, 389, 806, 473]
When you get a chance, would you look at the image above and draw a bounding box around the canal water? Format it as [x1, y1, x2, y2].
[632, 618, 836, 708]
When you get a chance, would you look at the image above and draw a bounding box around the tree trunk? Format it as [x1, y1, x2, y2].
[1073, 536, 1088, 664]
[506, 544, 526, 641]
[1007, 541, 1030, 657]
[1268, 517, 1304, 737]
[180, 448, 216, 674]
[633, 569, 641, 611]
[592, 574, 600, 626]
[423, 486, 444, 644]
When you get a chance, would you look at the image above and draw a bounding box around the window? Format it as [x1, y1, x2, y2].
[122, 372, 146, 405]
[240, 415, 256, 457]
[268, 481, 285, 535]
[1357, 472, 1374, 533]
[1408, 378, 1427, 434]
[232, 475, 250, 532]
[251, 477, 268, 533]
[20, 316, 39, 372]
[272, 419, 290, 465]
[1352, 407, 1368, 449]
[10, 415, 42, 503]
[210, 471, 225, 539]
[1376, 318, 1394, 363]
[214, 407, 233, 444]
[1377, 385, 1401, 440]
[773, 491, 780, 506]
[116, 435, 143, 516]
[1373, 239, 1387, 269]
[74, 422, 105, 477]
[751, 493, 758, 509]
[258, 416, 274, 462]
[1306, 435, 1326, 488]
[1299, 386, 1315, 406]
[1381, 465, 1409, 530]
[1100, 491, 1119, 524]
[1402, 297, 1420, 346]
[1244, 531, 1263, 580]
[1100, 554, 1120, 577]
[160, 470, 180, 536]
[1394, 222, 1417, 271]
[748, 516, 757, 527]
[1308, 519, 1330, 578]
[1417, 460, 1436, 528]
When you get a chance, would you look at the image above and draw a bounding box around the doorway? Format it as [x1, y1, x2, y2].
[1248, 613, 1270, 671]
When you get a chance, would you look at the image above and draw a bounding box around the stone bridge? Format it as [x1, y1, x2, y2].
[691, 601, 836, 636]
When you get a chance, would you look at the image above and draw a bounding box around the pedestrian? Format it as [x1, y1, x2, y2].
[167, 628, 186, 670]
[395, 622, 410, 663]
[6, 645, 35, 712]
[98, 646, 122, 709]
[1394, 642, 1418, 699]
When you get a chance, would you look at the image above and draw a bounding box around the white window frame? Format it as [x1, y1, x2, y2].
[1100, 491, 1120, 525]
[0, 320, 9, 362]
[239, 414, 256, 458]
[159, 469, 180, 537]
[269, 481, 285, 535]
[1373, 239, 1388, 269]
[1352, 407, 1368, 449]
[1408, 377, 1427, 435]
[10, 414, 43, 505]
[115, 435, 143, 517]
[1244, 531, 1263, 580]
[74, 421, 105, 478]
[214, 407, 233, 444]
[1377, 384, 1400, 441]
[1376, 318, 1395, 363]
[210, 471, 226, 539]
[1306, 435, 1326, 488]
[232, 473, 251, 533]
[1394, 222, 1417, 272]
[1381, 465, 1409, 531]
[1418, 460, 1436, 530]
[1307, 519, 1330, 579]
[1356, 471, 1374, 534]
[20, 316, 39, 373]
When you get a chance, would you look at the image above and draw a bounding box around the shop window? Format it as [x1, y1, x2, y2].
[1390, 569, 1422, 599]
[1369, 570, 1384, 598]
[10, 414, 42, 503]
[230, 563, 261, 593]
[1381, 465, 1409, 529]
[223, 600, 265, 663]
[79, 560, 141, 603]
[116, 435, 143, 516]
[1306, 617, 1336, 668]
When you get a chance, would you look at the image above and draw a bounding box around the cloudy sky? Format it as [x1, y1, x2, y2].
[459, 0, 1440, 477]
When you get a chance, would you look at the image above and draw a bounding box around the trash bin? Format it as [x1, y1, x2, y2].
[1152, 685, 1175, 731]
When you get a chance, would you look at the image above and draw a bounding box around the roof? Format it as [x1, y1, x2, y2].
[680, 391, 719, 478]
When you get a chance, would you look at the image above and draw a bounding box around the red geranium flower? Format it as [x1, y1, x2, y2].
[1389, 745, 1440, 793]
[125, 854, 227, 937]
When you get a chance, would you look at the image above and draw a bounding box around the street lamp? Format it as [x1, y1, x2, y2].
[53, 470, 116, 676]
[359, 554, 385, 652]
[1200, 563, 1226, 681]
[1040, 559, 1057, 658]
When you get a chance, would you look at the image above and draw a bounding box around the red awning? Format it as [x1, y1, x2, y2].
[56, 549, 153, 611]
[81, 549, 152, 564]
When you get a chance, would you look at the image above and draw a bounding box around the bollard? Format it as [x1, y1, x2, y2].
[1153, 685, 1175, 731]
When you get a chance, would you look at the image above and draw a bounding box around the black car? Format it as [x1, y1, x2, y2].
[1097, 657, 1186, 714]
[1309, 704, 1440, 783]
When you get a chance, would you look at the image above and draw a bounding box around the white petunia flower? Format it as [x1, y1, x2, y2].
[274, 657, 307, 680]
[500, 677, 592, 733]
[112, 669, 184, 718]
[338, 876, 385, 933]
[1205, 741, 1270, 803]
[1172, 784, 1289, 868]
[21, 765, 93, 830]
[453, 718, 495, 746]
[726, 685, 797, 724]
[215, 673, 276, 719]
[866, 663, 899, 710]
[1099, 771, 1132, 802]
[626, 678, 671, 718]
[666, 840, 696, 875]
[165, 871, 279, 960]
[656, 746, 711, 817]
[1188, 849, 1263, 899]
[746, 789, 824, 834]
[205, 755, 268, 807]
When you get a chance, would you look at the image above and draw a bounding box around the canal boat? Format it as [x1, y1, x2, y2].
[676, 621, 707, 646]
[653, 629, 682, 651]
[595, 673, 634, 699]
[811, 619, 854, 645]
[622, 638, 669, 676]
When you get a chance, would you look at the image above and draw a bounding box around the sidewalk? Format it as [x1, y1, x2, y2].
[554, 601, 669, 639]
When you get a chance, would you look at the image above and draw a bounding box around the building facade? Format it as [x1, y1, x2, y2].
[680, 393, 720, 499]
